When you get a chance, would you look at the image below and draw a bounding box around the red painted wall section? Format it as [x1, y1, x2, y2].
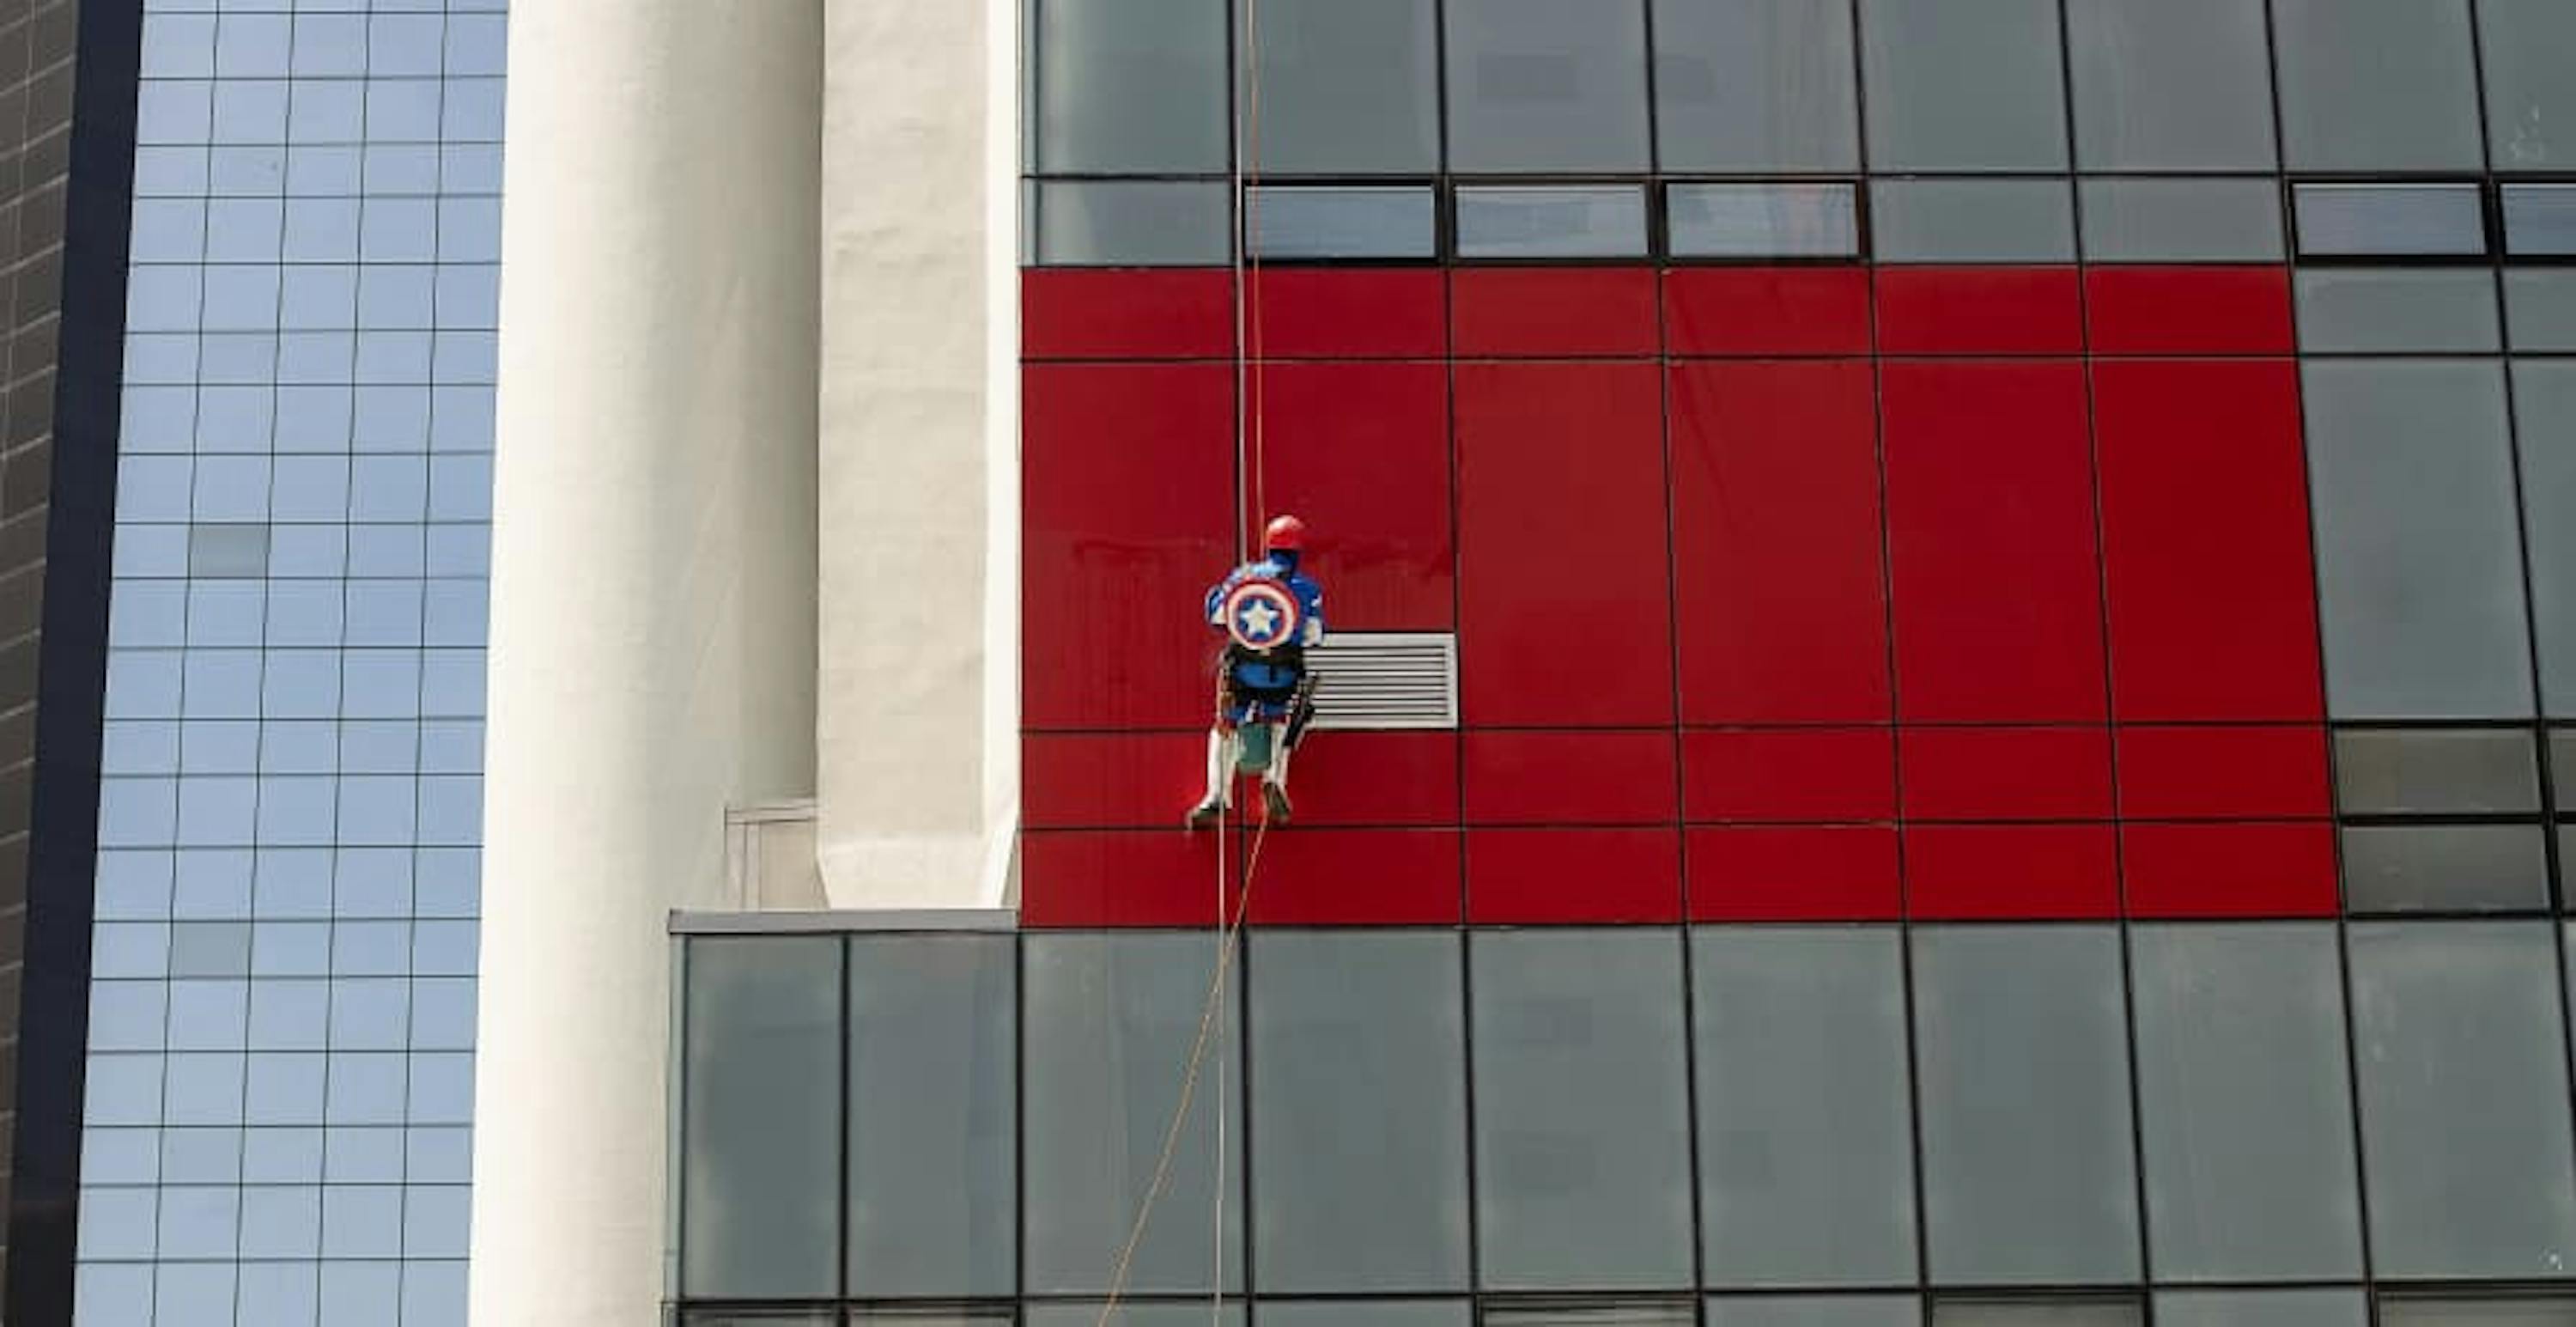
[1243, 361, 1454, 629]
[1881, 359, 2107, 723]
[1018, 266, 2333, 928]
[1455, 361, 1674, 727]
[1671, 360, 1890, 724]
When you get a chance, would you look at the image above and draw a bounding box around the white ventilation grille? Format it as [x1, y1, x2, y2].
[1307, 632, 1459, 730]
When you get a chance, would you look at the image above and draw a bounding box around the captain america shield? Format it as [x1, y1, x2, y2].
[1221, 579, 1303, 652]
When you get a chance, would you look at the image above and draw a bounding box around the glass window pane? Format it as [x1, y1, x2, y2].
[1249, 0, 1439, 173]
[2522, 363, 2576, 715]
[2067, 0, 2274, 169]
[2293, 184, 2487, 258]
[2342, 825, 2552, 913]
[2303, 361, 2533, 719]
[1487, 1308, 1695, 1327]
[1859, 0, 2067, 171]
[1036, 0, 1226, 172]
[1024, 1307, 1243, 1327]
[1023, 932, 1242, 1296]
[677, 936, 841, 1300]
[2293, 271, 2500, 354]
[1249, 931, 1469, 1294]
[2360, 924, 2576, 1276]
[2335, 729, 2543, 813]
[2275, 0, 2482, 170]
[2384, 1301, 2576, 1327]
[1668, 184, 1860, 260]
[1652, 0, 1858, 172]
[2156, 1292, 2366, 1327]
[1935, 1305, 2140, 1327]
[2129, 924, 2363, 1279]
[1249, 186, 1437, 261]
[1035, 181, 1230, 266]
[1257, 1303, 1471, 1327]
[1444, 0, 1650, 172]
[845, 934, 1016, 1299]
[1456, 186, 1648, 260]
[2505, 186, 2576, 258]
[1915, 927, 2139, 1284]
[2078, 179, 2283, 263]
[2482, 0, 2576, 170]
[1709, 1297, 1920, 1327]
[1693, 928, 1914, 1286]
[1869, 179, 2074, 264]
[1471, 929, 1693, 1291]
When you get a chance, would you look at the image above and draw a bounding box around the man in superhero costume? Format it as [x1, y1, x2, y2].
[1188, 514, 1324, 826]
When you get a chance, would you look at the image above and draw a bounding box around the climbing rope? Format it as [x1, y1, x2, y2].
[1088, 0, 1272, 1323]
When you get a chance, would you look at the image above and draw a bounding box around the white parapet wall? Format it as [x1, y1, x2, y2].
[815, 0, 1022, 911]
[470, 2, 823, 1322]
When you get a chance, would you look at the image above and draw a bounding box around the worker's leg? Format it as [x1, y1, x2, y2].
[1187, 724, 1237, 827]
[1260, 720, 1294, 824]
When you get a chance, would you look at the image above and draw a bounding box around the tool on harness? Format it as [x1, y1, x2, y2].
[1187, 516, 1323, 827]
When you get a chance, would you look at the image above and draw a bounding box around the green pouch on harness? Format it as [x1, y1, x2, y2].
[1234, 724, 1274, 773]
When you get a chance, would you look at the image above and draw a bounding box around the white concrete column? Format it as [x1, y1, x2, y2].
[814, 0, 1020, 910]
[470, 1, 821, 1321]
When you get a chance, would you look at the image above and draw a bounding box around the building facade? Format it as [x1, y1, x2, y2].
[61, 0, 505, 1323]
[676, 0, 2576, 1324]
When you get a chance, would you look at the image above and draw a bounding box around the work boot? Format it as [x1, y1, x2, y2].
[1261, 781, 1292, 825]
[1186, 798, 1225, 829]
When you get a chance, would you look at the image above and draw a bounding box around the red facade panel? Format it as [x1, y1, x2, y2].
[1251, 269, 1448, 360]
[1455, 362, 1674, 727]
[1686, 825, 1903, 921]
[2116, 725, 2332, 820]
[1022, 362, 1236, 730]
[1019, 831, 1231, 928]
[2084, 266, 2295, 356]
[1881, 360, 2107, 722]
[1022, 268, 1233, 361]
[1905, 824, 2121, 919]
[1462, 730, 1679, 825]
[2123, 821, 2339, 918]
[1265, 731, 1461, 827]
[1875, 267, 2084, 356]
[1245, 361, 1455, 629]
[1243, 828, 1464, 925]
[1682, 728, 1897, 824]
[2095, 358, 2323, 721]
[1663, 268, 1873, 356]
[1671, 360, 1892, 724]
[1022, 732, 1207, 831]
[1451, 267, 1662, 358]
[1899, 726, 2115, 821]
[1467, 828, 1684, 922]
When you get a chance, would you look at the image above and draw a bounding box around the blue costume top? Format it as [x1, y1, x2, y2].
[1205, 551, 1326, 703]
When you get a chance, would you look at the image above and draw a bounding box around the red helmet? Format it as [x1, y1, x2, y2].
[1264, 514, 1306, 554]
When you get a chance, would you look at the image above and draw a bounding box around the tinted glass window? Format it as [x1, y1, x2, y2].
[1251, 186, 1437, 261]
[1709, 1299, 1921, 1327]
[2294, 271, 2501, 355]
[845, 934, 1017, 1298]
[1022, 934, 1242, 1295]
[2067, 0, 2275, 169]
[2482, 0, 2576, 170]
[678, 937, 841, 1299]
[2504, 185, 2576, 257]
[1249, 932, 1470, 1293]
[2335, 729, 2543, 814]
[2293, 184, 2488, 258]
[2352, 922, 2576, 1276]
[2342, 825, 2552, 914]
[1034, 181, 1230, 266]
[1692, 928, 1915, 1286]
[1457, 186, 1649, 260]
[1036, 0, 1227, 172]
[1860, 0, 2067, 171]
[2303, 360, 2534, 719]
[2158, 1293, 2366, 1327]
[1668, 184, 1861, 260]
[2079, 179, 2283, 262]
[2518, 362, 2576, 715]
[1445, 0, 1650, 172]
[1470, 929, 1694, 1290]
[1249, 0, 1440, 173]
[1870, 180, 2074, 263]
[2129, 924, 2364, 1279]
[1652, 0, 1857, 172]
[2275, 0, 2482, 170]
[1914, 928, 2139, 1284]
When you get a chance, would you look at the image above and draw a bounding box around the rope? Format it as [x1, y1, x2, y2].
[1090, 2, 1273, 1323]
[1088, 819, 1275, 1326]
